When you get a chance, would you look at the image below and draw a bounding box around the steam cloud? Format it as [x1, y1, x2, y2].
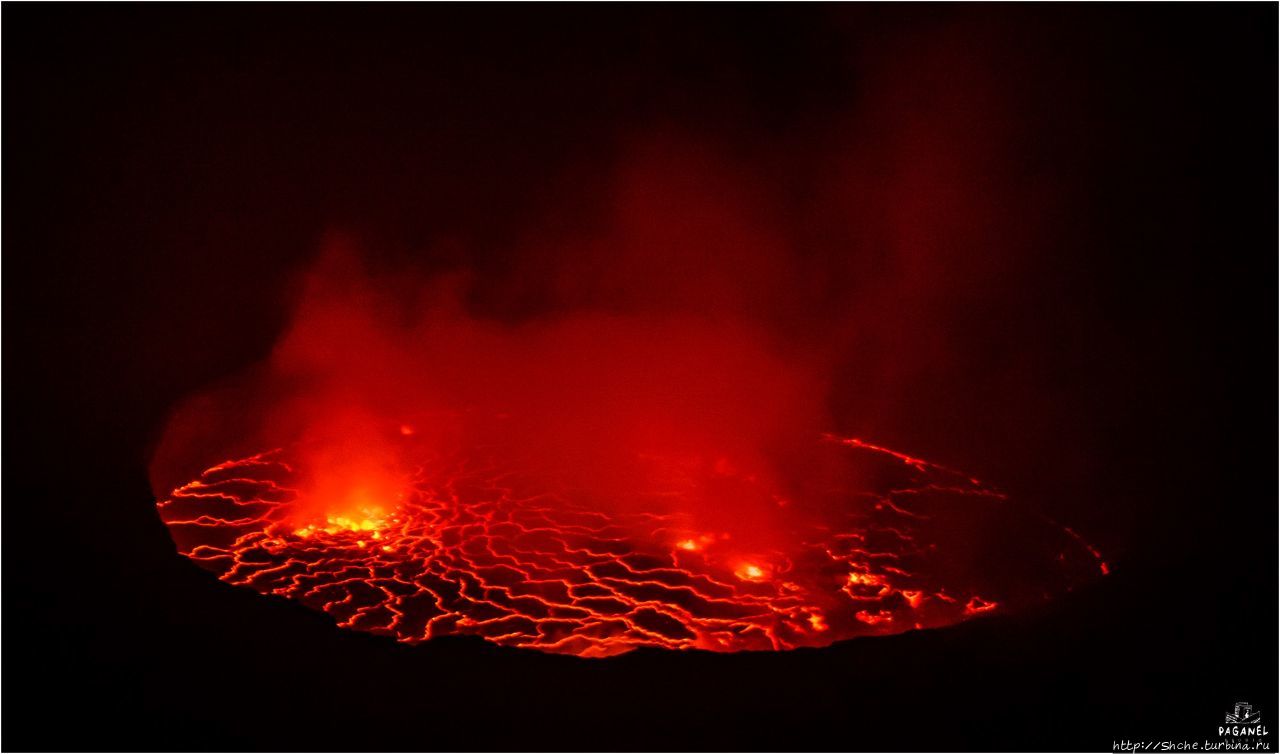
[151, 26, 1042, 552]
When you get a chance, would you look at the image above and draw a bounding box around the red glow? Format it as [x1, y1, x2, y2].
[157, 433, 1106, 657]
[148, 138, 1111, 657]
[855, 610, 894, 626]
[964, 596, 999, 615]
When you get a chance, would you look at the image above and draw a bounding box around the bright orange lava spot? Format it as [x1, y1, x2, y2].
[675, 534, 716, 553]
[855, 609, 893, 625]
[736, 563, 767, 581]
[847, 571, 885, 587]
[324, 511, 386, 533]
[291, 507, 390, 539]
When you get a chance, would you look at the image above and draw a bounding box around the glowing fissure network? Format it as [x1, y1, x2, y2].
[157, 434, 1107, 657]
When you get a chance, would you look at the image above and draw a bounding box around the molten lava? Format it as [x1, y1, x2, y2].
[157, 430, 1106, 657]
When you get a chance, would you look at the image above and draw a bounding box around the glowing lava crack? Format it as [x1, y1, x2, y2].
[157, 435, 1106, 657]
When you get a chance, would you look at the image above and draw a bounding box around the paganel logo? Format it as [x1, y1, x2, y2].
[1220, 702, 1268, 737]
[1226, 703, 1261, 725]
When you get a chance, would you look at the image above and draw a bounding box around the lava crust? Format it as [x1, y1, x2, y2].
[157, 434, 1106, 657]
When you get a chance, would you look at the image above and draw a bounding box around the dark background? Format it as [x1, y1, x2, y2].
[4, 4, 1276, 751]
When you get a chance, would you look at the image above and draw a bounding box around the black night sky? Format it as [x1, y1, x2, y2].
[3, 4, 1276, 751]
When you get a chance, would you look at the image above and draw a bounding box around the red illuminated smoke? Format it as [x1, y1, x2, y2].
[152, 113, 1110, 654]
